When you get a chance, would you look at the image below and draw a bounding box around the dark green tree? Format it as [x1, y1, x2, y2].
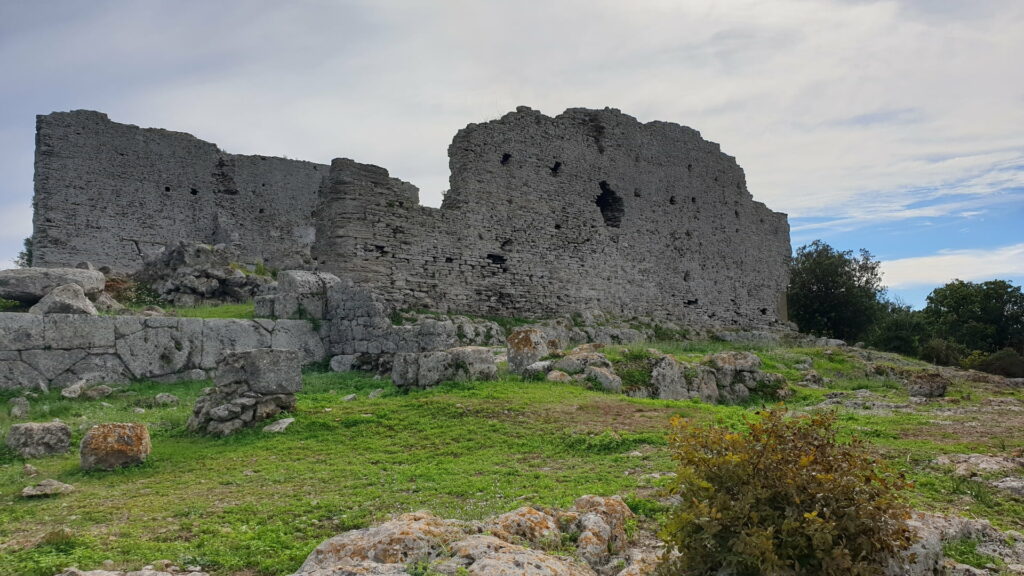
[787, 240, 884, 342]
[14, 237, 32, 268]
[922, 279, 1024, 354]
[867, 298, 927, 357]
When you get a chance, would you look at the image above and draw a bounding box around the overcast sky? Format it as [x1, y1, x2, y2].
[1, 0, 1021, 307]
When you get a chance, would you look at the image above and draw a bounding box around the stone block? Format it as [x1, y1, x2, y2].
[28, 283, 98, 315]
[20, 349, 88, 380]
[6, 421, 71, 458]
[214, 348, 302, 395]
[116, 320, 202, 378]
[272, 319, 326, 364]
[200, 319, 272, 369]
[0, 312, 45, 350]
[79, 422, 151, 470]
[0, 360, 49, 392]
[43, 315, 115, 349]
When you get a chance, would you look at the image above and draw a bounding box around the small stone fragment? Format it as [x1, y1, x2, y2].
[368, 388, 384, 399]
[21, 478, 74, 498]
[9, 396, 29, 419]
[154, 393, 179, 405]
[263, 417, 295, 433]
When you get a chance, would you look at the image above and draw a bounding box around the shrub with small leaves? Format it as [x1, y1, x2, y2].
[658, 407, 913, 576]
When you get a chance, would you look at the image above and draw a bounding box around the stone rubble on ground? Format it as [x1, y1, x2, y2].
[134, 241, 276, 307]
[907, 372, 951, 398]
[188, 348, 302, 436]
[391, 346, 498, 389]
[153, 393, 179, 405]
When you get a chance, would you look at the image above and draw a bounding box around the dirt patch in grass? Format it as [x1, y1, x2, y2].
[534, 397, 679, 433]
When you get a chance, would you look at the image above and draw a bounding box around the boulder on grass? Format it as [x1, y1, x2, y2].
[5, 421, 71, 458]
[80, 422, 152, 470]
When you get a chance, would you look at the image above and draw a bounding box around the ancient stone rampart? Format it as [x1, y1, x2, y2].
[31, 106, 790, 330]
[313, 107, 790, 328]
[33, 111, 325, 272]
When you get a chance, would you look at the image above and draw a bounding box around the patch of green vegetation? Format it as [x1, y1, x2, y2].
[0, 298, 27, 312]
[171, 302, 255, 319]
[943, 538, 1004, 569]
[1, 340, 1022, 575]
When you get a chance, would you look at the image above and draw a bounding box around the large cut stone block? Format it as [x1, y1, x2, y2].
[200, 319, 272, 369]
[271, 319, 326, 364]
[214, 348, 302, 395]
[43, 315, 115, 349]
[0, 313, 45, 350]
[0, 360, 49, 391]
[115, 319, 203, 379]
[79, 422, 151, 470]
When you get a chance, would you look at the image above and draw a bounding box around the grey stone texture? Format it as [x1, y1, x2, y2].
[33, 107, 789, 336]
[0, 312, 326, 391]
[33, 110, 325, 273]
[136, 242, 277, 306]
[5, 421, 72, 458]
[391, 346, 498, 389]
[313, 107, 790, 329]
[187, 348, 302, 435]
[28, 283, 99, 315]
[0, 267, 105, 304]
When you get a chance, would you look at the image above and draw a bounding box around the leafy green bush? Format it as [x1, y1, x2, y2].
[917, 338, 967, 367]
[658, 407, 912, 576]
[975, 348, 1024, 378]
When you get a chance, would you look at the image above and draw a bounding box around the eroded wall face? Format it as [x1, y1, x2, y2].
[32, 111, 326, 273]
[313, 107, 791, 329]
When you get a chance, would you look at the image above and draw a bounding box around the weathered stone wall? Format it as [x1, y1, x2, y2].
[0, 312, 324, 391]
[313, 107, 791, 329]
[33, 110, 326, 273]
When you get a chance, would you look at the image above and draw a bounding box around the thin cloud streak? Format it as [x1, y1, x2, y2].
[881, 243, 1024, 288]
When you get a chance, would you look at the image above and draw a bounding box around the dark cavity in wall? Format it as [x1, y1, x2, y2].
[500, 153, 512, 165]
[596, 181, 624, 228]
[669, 196, 677, 205]
[550, 161, 562, 175]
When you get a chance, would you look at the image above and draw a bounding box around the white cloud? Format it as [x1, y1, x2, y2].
[881, 243, 1024, 287]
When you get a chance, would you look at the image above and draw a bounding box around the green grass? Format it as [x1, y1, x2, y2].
[1, 340, 1022, 575]
[170, 303, 255, 320]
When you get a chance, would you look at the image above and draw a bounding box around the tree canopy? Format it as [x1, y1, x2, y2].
[922, 279, 1024, 354]
[787, 240, 884, 342]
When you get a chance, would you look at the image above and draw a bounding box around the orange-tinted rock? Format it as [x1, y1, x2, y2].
[80, 422, 151, 471]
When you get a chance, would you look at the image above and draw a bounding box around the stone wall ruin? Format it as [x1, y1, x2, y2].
[33, 111, 325, 273]
[31, 106, 791, 330]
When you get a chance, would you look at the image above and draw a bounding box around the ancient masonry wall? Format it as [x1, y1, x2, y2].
[33, 111, 326, 273]
[0, 313, 324, 391]
[313, 107, 791, 329]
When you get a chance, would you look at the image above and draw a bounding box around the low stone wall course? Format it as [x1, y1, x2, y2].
[0, 312, 326, 391]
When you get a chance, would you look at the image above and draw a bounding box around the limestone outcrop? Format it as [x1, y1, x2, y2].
[290, 495, 646, 576]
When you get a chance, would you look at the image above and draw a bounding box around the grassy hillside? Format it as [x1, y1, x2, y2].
[1, 341, 1022, 575]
